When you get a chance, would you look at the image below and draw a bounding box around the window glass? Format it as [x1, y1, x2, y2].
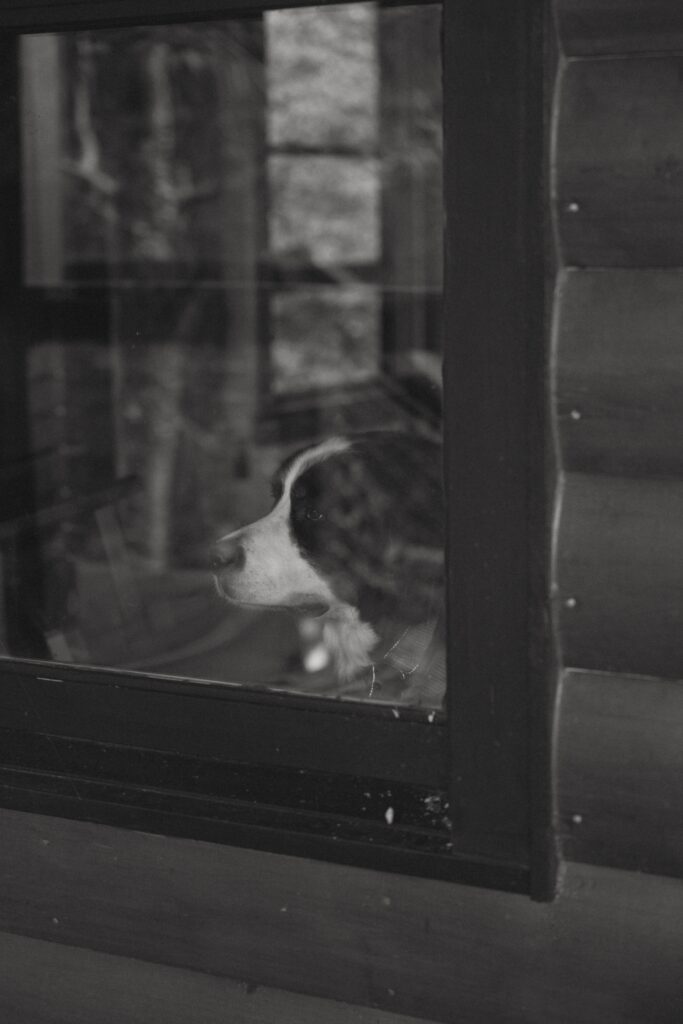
[1, 2, 444, 708]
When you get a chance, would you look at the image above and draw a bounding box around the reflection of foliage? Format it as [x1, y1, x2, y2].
[55, 22, 266, 566]
[269, 156, 379, 266]
[272, 286, 379, 393]
[62, 23, 256, 271]
[59, 5, 443, 278]
[32, 7, 443, 569]
[266, 3, 377, 151]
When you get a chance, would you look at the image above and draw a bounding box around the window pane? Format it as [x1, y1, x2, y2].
[266, 4, 378, 150]
[268, 155, 380, 266]
[1, 3, 444, 709]
[271, 286, 380, 393]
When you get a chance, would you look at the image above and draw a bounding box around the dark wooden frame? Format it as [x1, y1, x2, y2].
[0, 0, 553, 898]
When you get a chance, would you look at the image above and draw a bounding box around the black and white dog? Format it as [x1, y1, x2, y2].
[211, 431, 445, 705]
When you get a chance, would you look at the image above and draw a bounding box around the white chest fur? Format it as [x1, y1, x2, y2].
[321, 604, 379, 682]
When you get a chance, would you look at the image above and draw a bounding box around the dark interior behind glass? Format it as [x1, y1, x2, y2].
[1, 3, 443, 708]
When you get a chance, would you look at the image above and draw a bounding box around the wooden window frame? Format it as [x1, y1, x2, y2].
[0, 0, 554, 899]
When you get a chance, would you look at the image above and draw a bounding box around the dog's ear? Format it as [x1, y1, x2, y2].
[353, 538, 444, 629]
[340, 433, 444, 629]
[287, 431, 444, 631]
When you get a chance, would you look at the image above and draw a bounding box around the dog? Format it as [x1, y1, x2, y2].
[211, 431, 445, 706]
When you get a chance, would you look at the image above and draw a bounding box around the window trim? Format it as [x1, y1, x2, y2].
[443, 0, 555, 895]
[0, 0, 555, 899]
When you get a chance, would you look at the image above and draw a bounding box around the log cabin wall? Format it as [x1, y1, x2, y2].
[552, 0, 683, 876]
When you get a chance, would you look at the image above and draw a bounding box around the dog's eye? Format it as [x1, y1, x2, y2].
[304, 507, 324, 522]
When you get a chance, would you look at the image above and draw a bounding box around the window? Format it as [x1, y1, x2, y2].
[0, 0, 552, 897]
[11, 3, 443, 706]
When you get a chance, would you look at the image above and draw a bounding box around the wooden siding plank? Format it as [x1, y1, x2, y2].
[557, 668, 683, 877]
[556, 472, 683, 679]
[0, 809, 683, 1024]
[555, 0, 683, 56]
[0, 931, 437, 1024]
[554, 269, 683, 476]
[555, 57, 683, 267]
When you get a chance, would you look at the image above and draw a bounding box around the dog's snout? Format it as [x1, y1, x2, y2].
[211, 535, 246, 571]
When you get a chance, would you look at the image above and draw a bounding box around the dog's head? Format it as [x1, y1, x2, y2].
[211, 431, 444, 676]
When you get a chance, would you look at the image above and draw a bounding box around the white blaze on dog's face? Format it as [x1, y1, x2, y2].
[212, 437, 351, 612]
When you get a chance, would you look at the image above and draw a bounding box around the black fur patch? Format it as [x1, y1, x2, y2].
[286, 431, 444, 634]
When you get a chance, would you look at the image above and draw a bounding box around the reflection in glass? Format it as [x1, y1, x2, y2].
[1, 3, 443, 707]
